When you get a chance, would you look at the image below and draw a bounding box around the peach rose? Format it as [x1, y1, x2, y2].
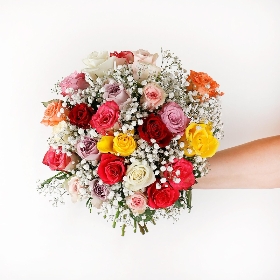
[64, 176, 84, 203]
[126, 192, 147, 214]
[140, 82, 166, 110]
[41, 100, 68, 126]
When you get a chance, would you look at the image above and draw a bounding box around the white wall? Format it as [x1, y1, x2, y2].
[1, 0, 280, 279]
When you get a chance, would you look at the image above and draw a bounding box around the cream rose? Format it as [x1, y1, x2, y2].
[52, 121, 71, 144]
[83, 51, 115, 80]
[132, 49, 161, 81]
[124, 160, 156, 191]
[63, 176, 84, 203]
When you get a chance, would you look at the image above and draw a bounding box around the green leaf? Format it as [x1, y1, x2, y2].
[41, 99, 60, 107]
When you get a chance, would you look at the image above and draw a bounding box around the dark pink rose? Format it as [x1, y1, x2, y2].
[90, 101, 120, 135]
[163, 158, 195, 190]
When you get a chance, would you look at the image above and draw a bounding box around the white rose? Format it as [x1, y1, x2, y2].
[63, 176, 84, 203]
[52, 120, 70, 144]
[124, 160, 156, 191]
[82, 51, 115, 80]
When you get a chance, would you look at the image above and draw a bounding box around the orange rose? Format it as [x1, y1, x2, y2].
[41, 100, 68, 126]
[187, 70, 224, 101]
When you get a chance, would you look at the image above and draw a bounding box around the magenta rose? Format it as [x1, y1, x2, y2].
[90, 101, 120, 135]
[159, 102, 190, 136]
[97, 154, 126, 185]
[138, 114, 173, 148]
[59, 72, 89, 97]
[42, 146, 79, 171]
[103, 81, 130, 109]
[76, 136, 101, 161]
[146, 180, 180, 209]
[163, 158, 195, 190]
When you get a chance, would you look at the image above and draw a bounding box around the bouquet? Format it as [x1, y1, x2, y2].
[37, 49, 224, 235]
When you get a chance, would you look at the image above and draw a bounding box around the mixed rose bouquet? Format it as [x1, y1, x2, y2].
[37, 49, 224, 235]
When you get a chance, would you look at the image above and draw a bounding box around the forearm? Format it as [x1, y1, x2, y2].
[195, 136, 280, 189]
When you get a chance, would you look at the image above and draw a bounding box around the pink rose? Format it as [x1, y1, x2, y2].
[126, 192, 147, 214]
[65, 176, 84, 203]
[132, 49, 161, 81]
[110, 51, 134, 65]
[140, 83, 166, 110]
[159, 102, 190, 136]
[89, 179, 110, 209]
[103, 81, 130, 109]
[59, 72, 89, 97]
[42, 146, 80, 171]
[133, 49, 158, 64]
[76, 136, 101, 161]
[163, 158, 195, 190]
[89, 101, 120, 135]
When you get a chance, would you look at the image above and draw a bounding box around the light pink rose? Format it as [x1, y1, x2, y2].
[126, 192, 147, 214]
[158, 102, 190, 135]
[132, 49, 161, 81]
[133, 49, 158, 64]
[103, 80, 131, 109]
[89, 179, 110, 209]
[140, 82, 166, 110]
[59, 72, 89, 97]
[66, 176, 84, 203]
[76, 136, 101, 161]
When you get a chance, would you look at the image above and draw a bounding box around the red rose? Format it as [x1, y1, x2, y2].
[146, 180, 180, 209]
[110, 51, 134, 64]
[138, 114, 173, 148]
[97, 154, 126, 185]
[90, 101, 120, 135]
[163, 158, 195, 190]
[68, 103, 94, 129]
[42, 146, 71, 171]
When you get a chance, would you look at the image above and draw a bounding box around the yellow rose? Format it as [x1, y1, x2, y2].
[180, 123, 219, 158]
[97, 136, 114, 153]
[113, 133, 136, 156]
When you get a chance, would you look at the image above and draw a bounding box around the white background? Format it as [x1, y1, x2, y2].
[1, 0, 280, 279]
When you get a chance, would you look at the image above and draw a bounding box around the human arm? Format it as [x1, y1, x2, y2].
[195, 136, 280, 189]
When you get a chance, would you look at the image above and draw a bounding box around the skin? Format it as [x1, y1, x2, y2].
[195, 136, 280, 189]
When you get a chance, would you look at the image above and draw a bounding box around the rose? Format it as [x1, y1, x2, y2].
[124, 160, 156, 191]
[52, 120, 71, 144]
[113, 133, 136, 156]
[163, 158, 195, 190]
[76, 136, 101, 161]
[140, 83, 166, 110]
[97, 154, 126, 185]
[68, 103, 94, 129]
[42, 146, 80, 171]
[133, 49, 158, 64]
[110, 51, 134, 65]
[187, 70, 224, 100]
[158, 102, 190, 136]
[64, 176, 84, 203]
[59, 72, 89, 97]
[90, 101, 120, 135]
[180, 123, 219, 158]
[132, 49, 161, 81]
[88, 179, 109, 208]
[83, 51, 115, 80]
[97, 136, 114, 153]
[138, 114, 173, 148]
[103, 80, 130, 109]
[126, 192, 147, 214]
[41, 100, 68, 126]
[146, 180, 180, 209]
